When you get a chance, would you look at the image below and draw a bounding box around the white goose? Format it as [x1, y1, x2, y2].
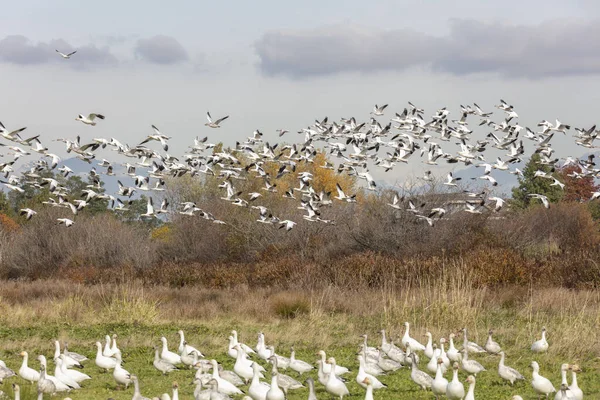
[37, 355, 69, 392]
[59, 355, 90, 384]
[461, 328, 486, 354]
[231, 330, 255, 355]
[379, 329, 392, 354]
[555, 364, 574, 400]
[160, 337, 182, 365]
[498, 352, 524, 385]
[256, 333, 273, 361]
[531, 361, 556, 399]
[288, 346, 313, 374]
[19, 351, 40, 383]
[446, 362, 465, 400]
[268, 346, 290, 370]
[427, 345, 442, 374]
[53, 358, 80, 389]
[234, 345, 257, 383]
[356, 356, 386, 390]
[37, 365, 56, 396]
[460, 348, 486, 376]
[325, 357, 349, 400]
[154, 348, 177, 374]
[484, 330, 502, 354]
[103, 335, 117, 357]
[113, 356, 132, 388]
[432, 358, 448, 399]
[532, 327, 549, 353]
[54, 341, 82, 369]
[569, 364, 583, 400]
[362, 377, 374, 400]
[94, 341, 117, 371]
[178, 330, 203, 357]
[209, 359, 243, 396]
[317, 350, 349, 375]
[266, 373, 285, 400]
[424, 332, 435, 359]
[306, 378, 317, 400]
[75, 113, 105, 126]
[131, 375, 151, 400]
[402, 322, 426, 352]
[269, 355, 303, 393]
[376, 348, 401, 372]
[248, 363, 270, 400]
[447, 333, 460, 362]
[465, 375, 476, 400]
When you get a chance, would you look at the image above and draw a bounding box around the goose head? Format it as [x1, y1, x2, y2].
[440, 337, 447, 345]
[465, 375, 475, 385]
[76, 115, 83, 121]
[19, 351, 27, 357]
[530, 361, 540, 372]
[425, 332, 432, 339]
[570, 364, 582, 373]
[437, 358, 444, 366]
[95, 341, 102, 350]
[326, 357, 336, 365]
[452, 362, 460, 371]
[12, 384, 20, 395]
[178, 330, 184, 337]
[362, 377, 371, 386]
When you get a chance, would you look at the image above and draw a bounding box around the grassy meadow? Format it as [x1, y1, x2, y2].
[0, 279, 599, 399]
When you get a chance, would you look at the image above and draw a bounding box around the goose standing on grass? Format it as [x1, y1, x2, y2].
[317, 350, 349, 376]
[379, 330, 393, 354]
[465, 375, 476, 400]
[180, 344, 199, 368]
[269, 355, 303, 394]
[55, 341, 82, 369]
[113, 356, 132, 388]
[484, 330, 502, 354]
[249, 363, 270, 400]
[427, 345, 442, 374]
[131, 375, 151, 400]
[325, 357, 349, 400]
[424, 332, 434, 359]
[266, 372, 285, 400]
[110, 334, 121, 358]
[498, 352, 524, 385]
[178, 330, 203, 357]
[306, 378, 317, 400]
[555, 364, 575, 400]
[231, 330, 256, 355]
[432, 359, 448, 399]
[160, 337, 182, 365]
[459, 348, 486, 376]
[19, 351, 40, 383]
[104, 335, 118, 357]
[53, 358, 80, 389]
[289, 346, 313, 374]
[209, 360, 243, 396]
[59, 355, 90, 384]
[256, 333, 273, 361]
[531, 361, 556, 399]
[0, 362, 16, 383]
[447, 333, 460, 363]
[402, 322, 426, 352]
[356, 356, 386, 390]
[532, 327, 549, 353]
[37, 356, 69, 392]
[377, 348, 401, 372]
[63, 343, 88, 363]
[95, 342, 118, 371]
[568, 364, 583, 400]
[358, 350, 384, 376]
[446, 362, 465, 400]
[461, 328, 486, 354]
[409, 353, 432, 391]
[154, 348, 177, 375]
[37, 365, 56, 397]
[234, 345, 256, 383]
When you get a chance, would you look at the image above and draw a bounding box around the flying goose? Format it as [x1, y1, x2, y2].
[205, 112, 229, 128]
[75, 113, 105, 126]
[56, 49, 77, 59]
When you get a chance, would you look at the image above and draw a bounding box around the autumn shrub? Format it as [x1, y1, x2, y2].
[271, 291, 310, 319]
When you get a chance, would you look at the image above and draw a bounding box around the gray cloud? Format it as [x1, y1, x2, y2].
[255, 19, 600, 78]
[0, 35, 117, 66]
[134, 35, 189, 64]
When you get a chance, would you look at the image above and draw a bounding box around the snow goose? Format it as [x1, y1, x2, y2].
[63, 343, 88, 363]
[218, 365, 244, 387]
[409, 353, 432, 390]
[160, 337, 181, 365]
[447, 333, 460, 362]
[206, 379, 235, 400]
[205, 112, 229, 128]
[59, 355, 90, 384]
[358, 350, 384, 376]
[266, 373, 285, 400]
[568, 364, 583, 400]
[37, 365, 56, 396]
[465, 375, 476, 400]
[94, 341, 117, 371]
[19, 351, 40, 383]
[268, 346, 290, 370]
[484, 330, 502, 354]
[103, 335, 117, 357]
[459, 348, 486, 376]
[0, 363, 16, 383]
[54, 341, 82, 369]
[317, 350, 349, 375]
[383, 339, 406, 365]
[178, 330, 203, 357]
[209, 360, 243, 396]
[113, 357, 131, 388]
[531, 361, 556, 399]
[131, 375, 151, 400]
[53, 358, 80, 389]
[379, 330, 392, 354]
[181, 344, 199, 368]
[154, 348, 177, 374]
[362, 377, 374, 400]
[446, 362, 465, 400]
[532, 327, 549, 353]
[356, 355, 386, 390]
[12, 384, 20, 400]
[306, 378, 317, 400]
[76, 113, 105, 126]
[460, 328, 486, 354]
[325, 358, 349, 400]
[231, 330, 255, 355]
[498, 352, 524, 385]
[289, 346, 313, 374]
[234, 345, 256, 383]
[56, 49, 77, 59]
[376, 348, 401, 372]
[555, 363, 575, 400]
[402, 322, 426, 352]
[360, 334, 379, 359]
[439, 338, 450, 368]
[424, 332, 434, 359]
[269, 355, 303, 393]
[110, 334, 121, 358]
[432, 358, 448, 399]
[256, 333, 273, 360]
[249, 363, 270, 400]
[37, 356, 69, 392]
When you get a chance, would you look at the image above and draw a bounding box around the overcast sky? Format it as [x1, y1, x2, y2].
[1, 0, 600, 191]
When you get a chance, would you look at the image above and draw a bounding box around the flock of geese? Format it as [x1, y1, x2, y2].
[0, 324, 584, 399]
[2, 94, 600, 230]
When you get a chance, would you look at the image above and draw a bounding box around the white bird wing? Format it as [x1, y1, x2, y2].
[206, 112, 213, 123]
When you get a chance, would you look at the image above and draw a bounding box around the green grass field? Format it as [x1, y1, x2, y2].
[0, 321, 599, 400]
